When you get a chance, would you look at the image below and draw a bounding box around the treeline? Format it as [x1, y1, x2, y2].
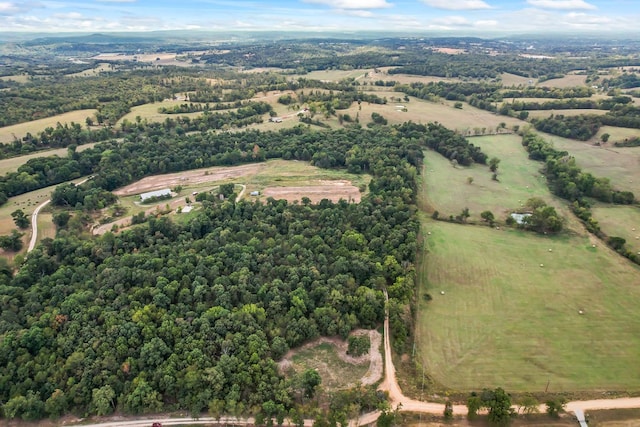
[602, 73, 640, 89]
[532, 104, 640, 140]
[396, 81, 500, 103]
[502, 86, 594, 99]
[0, 103, 273, 203]
[521, 130, 638, 265]
[158, 101, 247, 114]
[522, 129, 635, 205]
[0, 123, 433, 420]
[297, 90, 387, 110]
[504, 95, 631, 113]
[3, 124, 116, 159]
[532, 114, 602, 141]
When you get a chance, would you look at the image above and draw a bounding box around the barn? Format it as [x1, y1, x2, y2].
[139, 188, 171, 202]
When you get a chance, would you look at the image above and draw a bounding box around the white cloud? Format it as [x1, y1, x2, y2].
[335, 8, 374, 17]
[420, 0, 491, 10]
[96, 0, 138, 2]
[303, 0, 392, 10]
[0, 1, 42, 15]
[526, 0, 596, 10]
[431, 15, 471, 26]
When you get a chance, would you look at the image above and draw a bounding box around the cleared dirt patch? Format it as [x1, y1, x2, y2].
[114, 163, 266, 196]
[263, 180, 361, 203]
[278, 329, 382, 388]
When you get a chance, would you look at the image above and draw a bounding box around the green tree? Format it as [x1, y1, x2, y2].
[518, 395, 539, 416]
[481, 210, 495, 226]
[489, 157, 501, 173]
[53, 211, 71, 228]
[444, 400, 453, 420]
[0, 229, 25, 251]
[11, 209, 29, 229]
[45, 389, 67, 419]
[467, 393, 482, 419]
[92, 385, 116, 416]
[301, 369, 322, 399]
[600, 133, 610, 143]
[545, 397, 566, 418]
[484, 387, 512, 425]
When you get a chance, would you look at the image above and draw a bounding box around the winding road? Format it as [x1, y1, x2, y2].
[27, 177, 90, 253]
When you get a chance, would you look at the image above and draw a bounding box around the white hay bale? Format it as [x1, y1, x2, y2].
[539, 263, 544, 267]
[578, 310, 584, 315]
[548, 248, 552, 252]
[440, 291, 445, 295]
[427, 232, 431, 235]
[592, 244, 596, 248]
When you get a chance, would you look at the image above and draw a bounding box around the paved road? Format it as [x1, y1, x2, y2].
[27, 177, 90, 253]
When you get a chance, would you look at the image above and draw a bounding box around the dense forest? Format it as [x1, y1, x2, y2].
[0, 122, 490, 421]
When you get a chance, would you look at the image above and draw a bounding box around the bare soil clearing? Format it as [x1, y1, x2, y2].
[263, 181, 361, 203]
[113, 164, 266, 196]
[278, 329, 383, 387]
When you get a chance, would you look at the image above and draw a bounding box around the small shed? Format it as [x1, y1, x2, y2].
[182, 206, 193, 213]
[510, 212, 531, 225]
[140, 188, 171, 202]
[250, 191, 260, 196]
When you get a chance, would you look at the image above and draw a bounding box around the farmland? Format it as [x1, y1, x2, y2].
[591, 205, 640, 255]
[538, 131, 640, 195]
[0, 142, 97, 175]
[0, 109, 97, 143]
[416, 217, 640, 392]
[421, 134, 567, 225]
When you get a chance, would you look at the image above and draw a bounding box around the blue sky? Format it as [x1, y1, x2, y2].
[0, 0, 638, 34]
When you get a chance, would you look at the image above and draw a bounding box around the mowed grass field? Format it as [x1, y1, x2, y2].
[421, 134, 572, 225]
[0, 109, 97, 143]
[596, 126, 640, 143]
[416, 217, 640, 392]
[538, 131, 640, 195]
[591, 205, 640, 255]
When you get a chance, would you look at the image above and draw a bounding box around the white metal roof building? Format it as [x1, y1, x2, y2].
[139, 188, 172, 202]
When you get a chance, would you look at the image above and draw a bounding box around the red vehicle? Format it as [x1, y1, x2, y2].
[152, 423, 162, 427]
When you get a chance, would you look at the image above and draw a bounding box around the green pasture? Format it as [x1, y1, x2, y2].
[0, 109, 97, 143]
[421, 134, 568, 225]
[538, 131, 640, 195]
[591, 204, 640, 255]
[416, 217, 640, 392]
[596, 126, 640, 143]
[288, 343, 369, 391]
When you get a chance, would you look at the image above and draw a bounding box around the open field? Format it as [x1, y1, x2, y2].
[364, 68, 467, 85]
[539, 74, 589, 88]
[113, 159, 369, 198]
[587, 409, 640, 427]
[537, 131, 640, 195]
[416, 217, 640, 392]
[596, 126, 640, 143]
[97, 160, 369, 233]
[0, 74, 29, 83]
[66, 63, 115, 77]
[36, 212, 56, 243]
[294, 68, 373, 82]
[0, 109, 97, 143]
[501, 73, 534, 87]
[421, 134, 572, 225]
[284, 343, 370, 391]
[0, 143, 97, 176]
[353, 91, 523, 132]
[116, 99, 205, 125]
[591, 205, 640, 255]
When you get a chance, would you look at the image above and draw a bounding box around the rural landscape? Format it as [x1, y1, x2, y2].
[1, 1, 640, 425]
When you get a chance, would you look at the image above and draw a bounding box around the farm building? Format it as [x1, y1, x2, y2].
[250, 191, 260, 196]
[269, 117, 283, 123]
[139, 188, 171, 202]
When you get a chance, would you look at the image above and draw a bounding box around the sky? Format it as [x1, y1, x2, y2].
[0, 0, 638, 34]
